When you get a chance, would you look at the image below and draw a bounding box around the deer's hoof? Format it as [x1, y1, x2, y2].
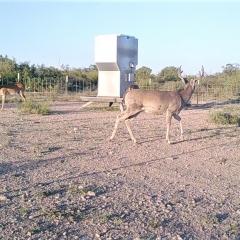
[166, 139, 171, 144]
[132, 139, 137, 144]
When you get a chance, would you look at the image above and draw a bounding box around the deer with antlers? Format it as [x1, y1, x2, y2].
[110, 66, 204, 144]
[0, 82, 26, 111]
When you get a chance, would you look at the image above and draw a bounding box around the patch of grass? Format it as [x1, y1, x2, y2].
[229, 222, 238, 232]
[202, 215, 220, 225]
[25, 226, 42, 236]
[1, 139, 12, 148]
[216, 158, 228, 165]
[207, 105, 240, 126]
[41, 206, 84, 222]
[225, 132, 235, 137]
[67, 184, 107, 197]
[33, 144, 60, 157]
[37, 190, 52, 198]
[18, 99, 51, 115]
[100, 214, 123, 225]
[43, 146, 61, 153]
[20, 207, 29, 216]
[209, 129, 221, 136]
[6, 129, 14, 136]
[67, 186, 89, 195]
[148, 220, 160, 229]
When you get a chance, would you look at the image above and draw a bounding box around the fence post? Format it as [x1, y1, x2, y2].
[197, 81, 199, 105]
[65, 75, 68, 95]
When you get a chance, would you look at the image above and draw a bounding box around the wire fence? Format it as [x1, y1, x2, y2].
[138, 82, 240, 104]
[22, 77, 97, 95]
[21, 78, 240, 103]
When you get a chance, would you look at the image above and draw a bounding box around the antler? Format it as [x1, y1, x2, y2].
[178, 66, 187, 84]
[193, 65, 204, 82]
[199, 65, 204, 78]
[178, 65, 204, 83]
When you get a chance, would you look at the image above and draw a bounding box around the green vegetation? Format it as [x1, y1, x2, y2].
[0, 55, 98, 93]
[18, 99, 51, 115]
[1, 55, 240, 102]
[37, 190, 52, 198]
[207, 105, 240, 126]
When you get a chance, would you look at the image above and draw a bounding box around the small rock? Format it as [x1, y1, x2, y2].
[0, 195, 7, 201]
[55, 193, 61, 199]
[87, 191, 96, 197]
[95, 233, 101, 238]
[166, 204, 173, 211]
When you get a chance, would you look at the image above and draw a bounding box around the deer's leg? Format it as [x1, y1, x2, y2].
[110, 113, 124, 141]
[166, 110, 172, 144]
[124, 112, 141, 143]
[1, 95, 6, 111]
[125, 118, 136, 143]
[110, 107, 141, 142]
[173, 114, 184, 140]
[19, 91, 26, 101]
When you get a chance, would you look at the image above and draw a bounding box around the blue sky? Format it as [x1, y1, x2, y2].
[0, 1, 239, 75]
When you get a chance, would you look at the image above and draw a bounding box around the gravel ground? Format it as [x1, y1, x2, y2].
[0, 101, 239, 240]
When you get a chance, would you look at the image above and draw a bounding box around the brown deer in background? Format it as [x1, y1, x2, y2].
[0, 82, 26, 110]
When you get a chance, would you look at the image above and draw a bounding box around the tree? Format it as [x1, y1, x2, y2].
[0, 56, 18, 83]
[134, 66, 153, 85]
[156, 66, 179, 83]
[222, 63, 240, 76]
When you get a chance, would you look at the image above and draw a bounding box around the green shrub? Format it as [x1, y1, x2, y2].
[207, 106, 240, 126]
[18, 100, 50, 115]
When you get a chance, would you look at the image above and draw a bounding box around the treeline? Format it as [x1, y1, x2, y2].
[135, 64, 240, 100]
[134, 64, 240, 86]
[1, 55, 240, 94]
[0, 55, 98, 92]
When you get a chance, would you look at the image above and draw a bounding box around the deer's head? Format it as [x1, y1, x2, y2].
[178, 65, 204, 91]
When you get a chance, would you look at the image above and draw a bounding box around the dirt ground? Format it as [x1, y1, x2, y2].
[0, 101, 239, 240]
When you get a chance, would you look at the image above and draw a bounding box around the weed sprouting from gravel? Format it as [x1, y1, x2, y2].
[148, 220, 160, 229]
[6, 129, 14, 136]
[209, 129, 221, 137]
[37, 190, 52, 198]
[19, 207, 29, 216]
[32, 144, 61, 157]
[41, 206, 84, 222]
[216, 158, 228, 165]
[67, 186, 89, 195]
[203, 215, 220, 225]
[100, 214, 123, 225]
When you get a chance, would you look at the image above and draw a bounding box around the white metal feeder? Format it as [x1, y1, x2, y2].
[80, 34, 138, 110]
[95, 34, 138, 98]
